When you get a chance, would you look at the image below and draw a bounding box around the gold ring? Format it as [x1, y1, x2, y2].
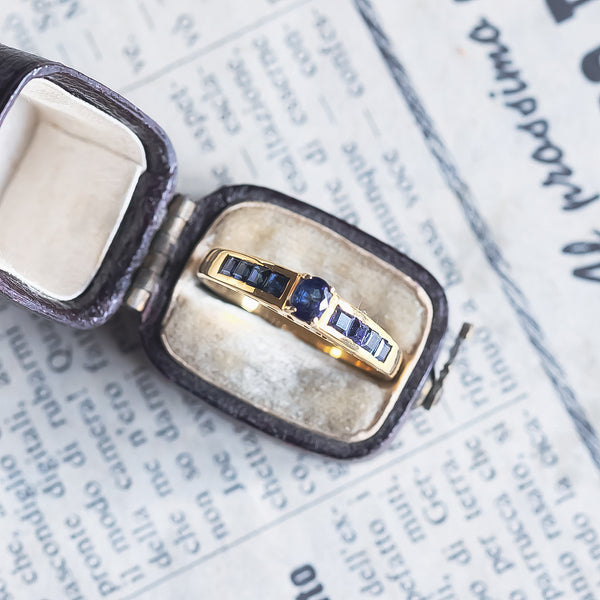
[197, 249, 402, 379]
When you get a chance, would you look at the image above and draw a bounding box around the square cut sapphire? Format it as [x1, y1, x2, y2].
[232, 260, 252, 281]
[246, 265, 271, 288]
[262, 272, 289, 298]
[362, 330, 382, 354]
[374, 339, 391, 362]
[219, 255, 239, 277]
[329, 307, 354, 335]
[348, 319, 369, 345]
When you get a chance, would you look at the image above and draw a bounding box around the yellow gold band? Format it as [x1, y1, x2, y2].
[197, 248, 402, 379]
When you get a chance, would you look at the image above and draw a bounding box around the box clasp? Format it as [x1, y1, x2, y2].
[414, 322, 473, 410]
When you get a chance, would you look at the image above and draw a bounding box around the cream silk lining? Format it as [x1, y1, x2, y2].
[0, 78, 146, 300]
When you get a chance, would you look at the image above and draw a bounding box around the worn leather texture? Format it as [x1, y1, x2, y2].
[138, 185, 449, 458]
[0, 44, 177, 328]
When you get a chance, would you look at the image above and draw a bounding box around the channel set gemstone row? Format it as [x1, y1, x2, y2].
[219, 255, 290, 298]
[328, 307, 392, 362]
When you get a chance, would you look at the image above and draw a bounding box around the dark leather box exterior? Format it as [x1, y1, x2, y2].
[138, 185, 449, 458]
[0, 44, 177, 328]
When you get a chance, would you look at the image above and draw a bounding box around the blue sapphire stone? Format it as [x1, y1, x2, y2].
[262, 272, 289, 298]
[374, 339, 392, 362]
[291, 277, 332, 322]
[349, 319, 369, 345]
[246, 265, 271, 288]
[232, 260, 252, 281]
[362, 330, 382, 354]
[329, 307, 354, 334]
[220, 255, 239, 277]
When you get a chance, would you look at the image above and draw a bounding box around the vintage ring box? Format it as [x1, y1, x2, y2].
[0, 44, 449, 458]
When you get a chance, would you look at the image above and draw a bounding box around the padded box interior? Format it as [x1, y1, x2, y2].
[0, 78, 146, 300]
[160, 201, 434, 443]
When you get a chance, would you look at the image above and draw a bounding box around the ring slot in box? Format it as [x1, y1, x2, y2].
[0, 44, 448, 458]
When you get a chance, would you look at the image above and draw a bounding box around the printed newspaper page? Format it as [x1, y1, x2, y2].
[0, 1, 599, 598]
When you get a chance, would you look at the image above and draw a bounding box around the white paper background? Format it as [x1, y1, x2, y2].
[0, 1, 598, 599]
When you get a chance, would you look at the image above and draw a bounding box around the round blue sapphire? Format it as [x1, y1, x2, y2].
[290, 277, 332, 322]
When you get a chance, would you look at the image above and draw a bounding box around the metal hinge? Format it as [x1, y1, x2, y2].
[125, 194, 197, 313]
[413, 322, 473, 411]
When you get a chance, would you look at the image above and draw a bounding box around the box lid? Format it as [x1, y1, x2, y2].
[0, 44, 177, 328]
